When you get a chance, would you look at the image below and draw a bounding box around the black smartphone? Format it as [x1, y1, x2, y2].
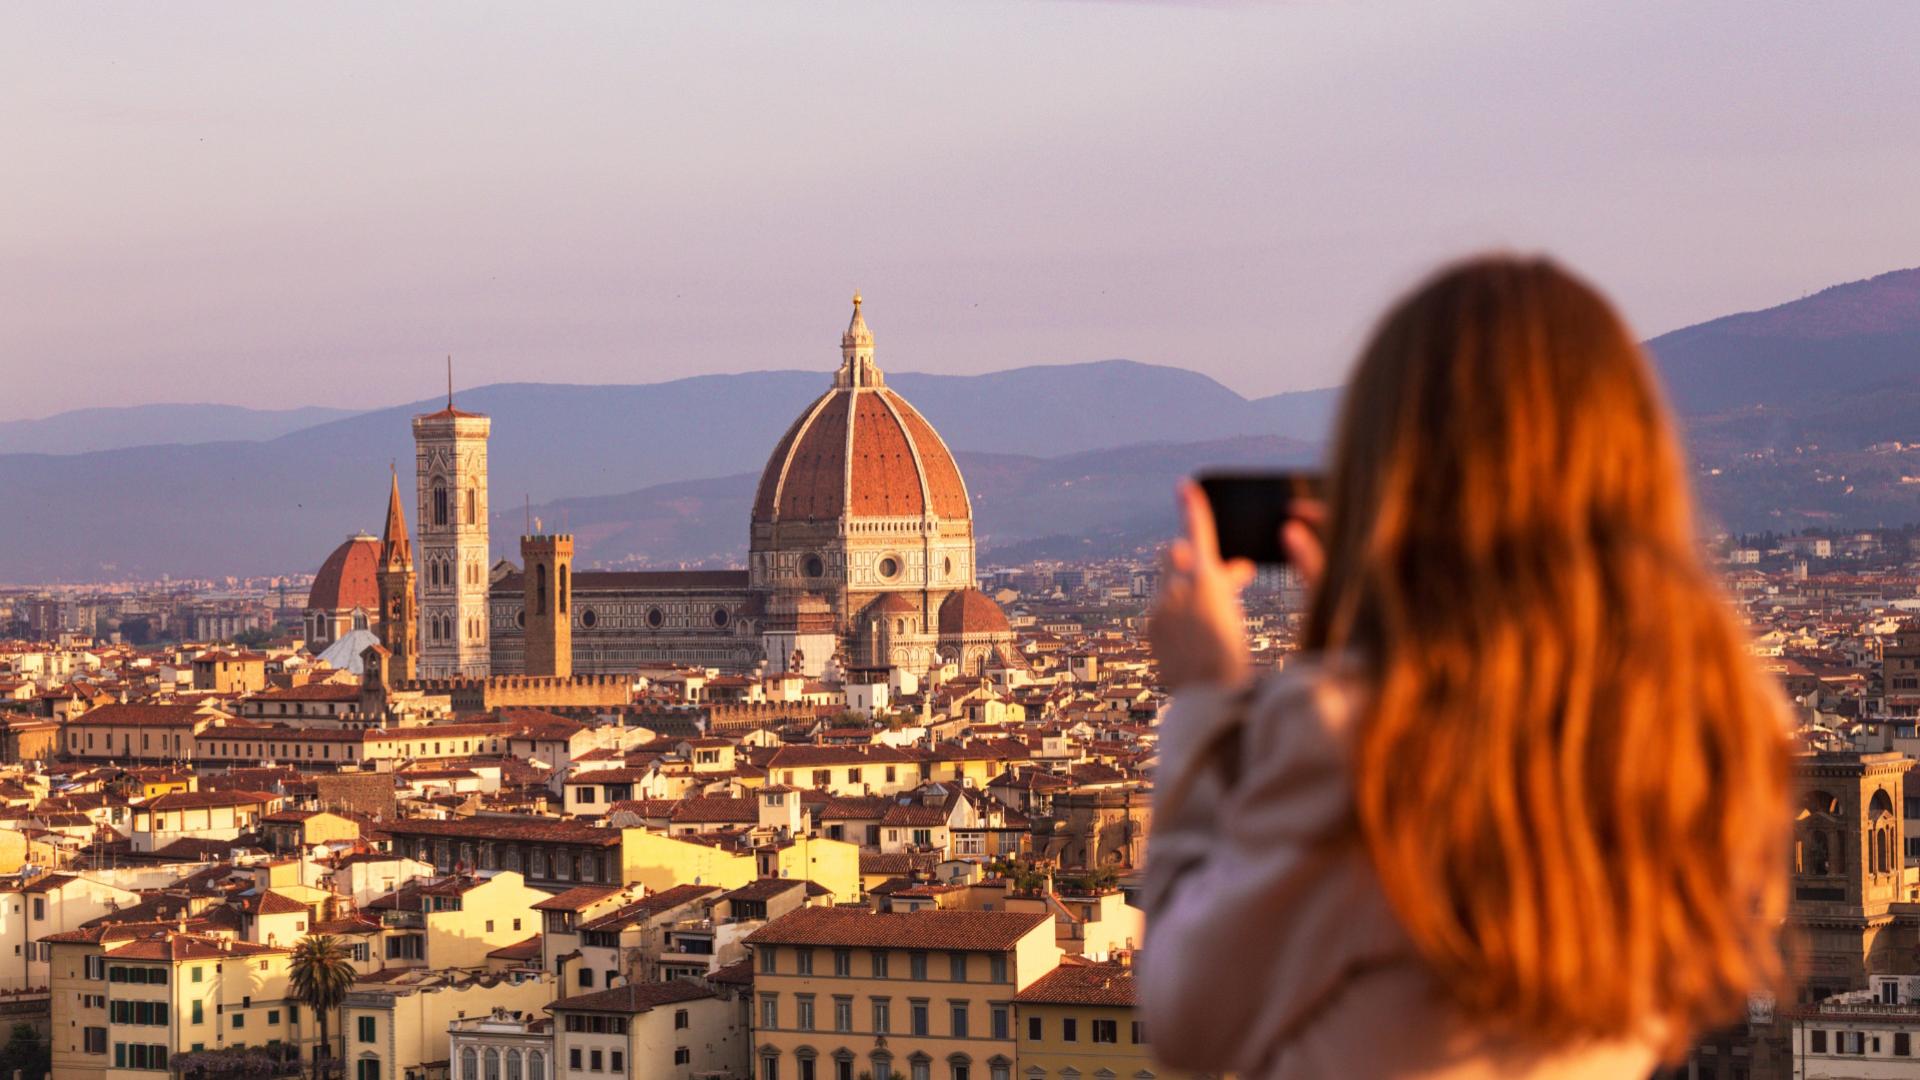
[1196, 471, 1326, 566]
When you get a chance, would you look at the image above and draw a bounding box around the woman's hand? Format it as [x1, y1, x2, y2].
[1282, 498, 1326, 587]
[1151, 482, 1256, 689]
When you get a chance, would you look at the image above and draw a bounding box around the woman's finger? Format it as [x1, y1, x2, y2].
[1224, 558, 1256, 592]
[1179, 481, 1223, 565]
[1284, 519, 1326, 585]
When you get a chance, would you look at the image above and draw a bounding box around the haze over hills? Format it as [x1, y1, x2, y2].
[5, 265, 1920, 583]
[0, 403, 358, 455]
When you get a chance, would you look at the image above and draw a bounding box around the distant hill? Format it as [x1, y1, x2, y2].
[0, 362, 1333, 582]
[1649, 266, 1920, 415]
[1646, 266, 1920, 531]
[0, 403, 359, 455]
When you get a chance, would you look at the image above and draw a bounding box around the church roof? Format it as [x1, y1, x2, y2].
[752, 297, 971, 525]
[308, 535, 380, 613]
[939, 588, 1011, 636]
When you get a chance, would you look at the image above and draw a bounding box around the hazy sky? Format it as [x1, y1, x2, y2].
[5, 2, 1919, 422]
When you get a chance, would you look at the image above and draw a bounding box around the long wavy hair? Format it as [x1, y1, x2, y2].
[1305, 255, 1791, 1052]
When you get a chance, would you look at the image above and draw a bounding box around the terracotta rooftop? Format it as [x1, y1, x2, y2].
[549, 979, 714, 1015]
[744, 907, 1049, 952]
[1013, 962, 1136, 1007]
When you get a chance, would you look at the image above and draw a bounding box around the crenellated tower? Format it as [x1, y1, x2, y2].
[520, 530, 573, 678]
[412, 374, 492, 678]
[375, 468, 419, 681]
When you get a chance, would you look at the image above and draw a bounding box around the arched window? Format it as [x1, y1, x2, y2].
[467, 488, 477, 525]
[536, 564, 548, 616]
[434, 482, 449, 526]
[507, 1050, 523, 1080]
[528, 1051, 546, 1080]
[485, 1047, 500, 1080]
[559, 566, 569, 614]
[462, 1047, 478, 1080]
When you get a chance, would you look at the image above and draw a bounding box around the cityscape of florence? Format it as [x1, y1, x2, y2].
[5, 4, 1920, 1080]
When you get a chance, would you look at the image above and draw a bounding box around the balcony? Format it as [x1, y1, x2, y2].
[379, 910, 424, 929]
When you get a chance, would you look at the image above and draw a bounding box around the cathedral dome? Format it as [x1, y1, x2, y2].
[938, 588, 1011, 636]
[308, 534, 381, 613]
[752, 294, 971, 526]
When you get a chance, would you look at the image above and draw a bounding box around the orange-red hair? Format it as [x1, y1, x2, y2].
[1306, 255, 1791, 1053]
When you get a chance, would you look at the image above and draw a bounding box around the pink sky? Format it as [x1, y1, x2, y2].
[4, 2, 1919, 420]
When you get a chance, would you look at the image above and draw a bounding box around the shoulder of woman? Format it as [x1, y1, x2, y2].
[1246, 651, 1369, 750]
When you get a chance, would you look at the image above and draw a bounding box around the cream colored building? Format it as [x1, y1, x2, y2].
[48, 928, 315, 1080]
[745, 907, 1061, 1080]
[549, 980, 746, 1080]
[0, 871, 140, 992]
[343, 971, 556, 1080]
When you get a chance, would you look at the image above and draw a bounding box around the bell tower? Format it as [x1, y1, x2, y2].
[412, 367, 492, 678]
[1792, 750, 1916, 999]
[520, 530, 573, 678]
[375, 468, 419, 682]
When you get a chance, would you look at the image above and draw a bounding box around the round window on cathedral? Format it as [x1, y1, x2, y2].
[804, 555, 824, 578]
[646, 607, 664, 629]
[878, 556, 900, 579]
[580, 609, 598, 629]
[943, 556, 954, 576]
[713, 606, 730, 628]
[515, 610, 525, 628]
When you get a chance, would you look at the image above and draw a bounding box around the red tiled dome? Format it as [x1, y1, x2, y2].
[864, 592, 921, 617]
[753, 297, 970, 525]
[938, 589, 1010, 636]
[753, 387, 970, 524]
[308, 535, 381, 613]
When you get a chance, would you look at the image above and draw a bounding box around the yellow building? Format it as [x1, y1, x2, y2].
[369, 871, 552, 971]
[548, 980, 746, 1080]
[48, 927, 315, 1080]
[746, 907, 1062, 1080]
[342, 971, 557, 1080]
[1013, 962, 1193, 1080]
[621, 829, 859, 901]
[192, 650, 270, 693]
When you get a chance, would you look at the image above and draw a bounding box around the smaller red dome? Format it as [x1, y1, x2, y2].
[863, 593, 920, 617]
[308, 535, 381, 613]
[939, 589, 1011, 636]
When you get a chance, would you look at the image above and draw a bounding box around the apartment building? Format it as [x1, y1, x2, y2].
[745, 907, 1060, 1080]
[47, 927, 312, 1080]
[549, 980, 744, 1080]
[1013, 962, 1191, 1080]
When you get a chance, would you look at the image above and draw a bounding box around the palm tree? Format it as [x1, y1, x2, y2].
[289, 934, 356, 1080]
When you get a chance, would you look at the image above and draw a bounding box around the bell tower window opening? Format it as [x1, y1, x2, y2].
[467, 488, 477, 525]
[536, 564, 549, 616]
[433, 482, 449, 526]
[559, 566, 569, 613]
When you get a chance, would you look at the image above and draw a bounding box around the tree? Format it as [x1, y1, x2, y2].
[0, 1023, 48, 1080]
[289, 933, 356, 1080]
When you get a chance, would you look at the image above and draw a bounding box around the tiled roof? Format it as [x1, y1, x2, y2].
[720, 878, 805, 904]
[1013, 962, 1136, 1007]
[549, 979, 714, 1015]
[488, 935, 543, 961]
[668, 797, 758, 824]
[530, 885, 621, 912]
[578, 885, 719, 933]
[381, 817, 619, 847]
[744, 907, 1048, 951]
[66, 703, 214, 728]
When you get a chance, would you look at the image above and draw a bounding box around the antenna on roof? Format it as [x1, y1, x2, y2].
[526, 495, 531, 536]
[446, 356, 454, 410]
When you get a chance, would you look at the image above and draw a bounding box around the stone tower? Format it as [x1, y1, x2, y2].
[412, 381, 492, 678]
[520, 531, 573, 678]
[1792, 750, 1916, 999]
[375, 469, 419, 682]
